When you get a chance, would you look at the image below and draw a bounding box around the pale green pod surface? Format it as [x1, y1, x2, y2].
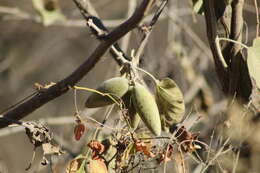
[156, 78, 185, 130]
[122, 87, 140, 129]
[85, 77, 129, 108]
[132, 83, 161, 136]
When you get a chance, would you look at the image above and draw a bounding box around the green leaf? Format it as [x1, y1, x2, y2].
[247, 37, 260, 89]
[156, 78, 185, 131]
[132, 83, 161, 136]
[192, 0, 204, 15]
[32, 0, 66, 26]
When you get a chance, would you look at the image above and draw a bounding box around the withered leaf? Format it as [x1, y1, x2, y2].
[134, 140, 155, 158]
[66, 158, 84, 173]
[42, 143, 64, 155]
[88, 140, 105, 160]
[156, 78, 185, 130]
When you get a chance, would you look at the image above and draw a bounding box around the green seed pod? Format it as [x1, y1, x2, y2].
[85, 77, 129, 108]
[122, 87, 140, 129]
[132, 83, 161, 136]
[156, 78, 185, 131]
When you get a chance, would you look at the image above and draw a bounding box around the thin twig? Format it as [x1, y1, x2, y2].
[73, 89, 79, 114]
[121, 0, 137, 52]
[72, 0, 132, 65]
[232, 149, 240, 173]
[83, 105, 116, 158]
[206, 129, 215, 162]
[217, 37, 249, 49]
[253, 0, 260, 37]
[134, 0, 168, 65]
[0, 0, 154, 129]
[200, 138, 231, 173]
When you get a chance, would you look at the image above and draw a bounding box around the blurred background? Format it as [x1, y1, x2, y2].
[0, 0, 259, 172]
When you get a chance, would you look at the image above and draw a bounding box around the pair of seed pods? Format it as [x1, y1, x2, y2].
[85, 77, 161, 136]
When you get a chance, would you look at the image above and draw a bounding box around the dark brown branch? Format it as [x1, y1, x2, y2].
[72, 0, 132, 65]
[0, 0, 154, 128]
[230, 0, 244, 53]
[227, 0, 244, 97]
[227, 0, 252, 101]
[203, 0, 229, 93]
[203, 0, 252, 102]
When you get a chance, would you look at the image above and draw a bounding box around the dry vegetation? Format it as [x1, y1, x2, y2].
[0, 0, 260, 173]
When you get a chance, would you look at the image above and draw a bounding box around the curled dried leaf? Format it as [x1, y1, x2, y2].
[24, 121, 52, 147]
[156, 78, 185, 131]
[134, 140, 155, 158]
[23, 121, 63, 170]
[88, 140, 105, 160]
[175, 126, 200, 153]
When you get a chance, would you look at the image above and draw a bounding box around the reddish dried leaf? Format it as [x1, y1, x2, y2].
[74, 123, 85, 141]
[88, 140, 105, 160]
[159, 153, 172, 163]
[175, 126, 200, 153]
[134, 140, 155, 158]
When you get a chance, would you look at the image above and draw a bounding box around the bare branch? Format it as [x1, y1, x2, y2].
[0, 0, 155, 129]
[203, 0, 229, 93]
[230, 0, 244, 54]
